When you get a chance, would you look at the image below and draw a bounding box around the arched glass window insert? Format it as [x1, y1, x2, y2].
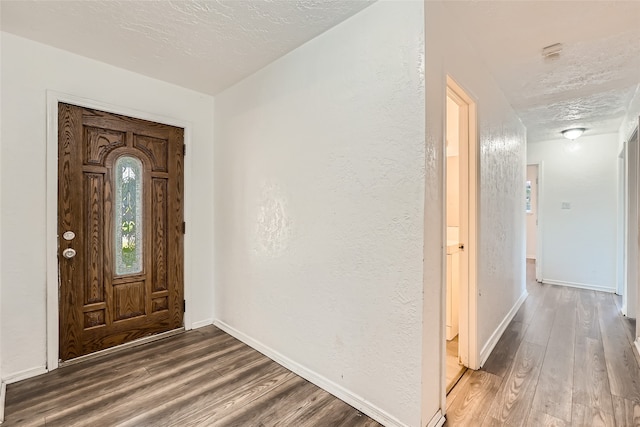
[115, 156, 143, 275]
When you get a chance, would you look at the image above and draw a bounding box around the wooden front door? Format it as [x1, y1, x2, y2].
[58, 103, 184, 361]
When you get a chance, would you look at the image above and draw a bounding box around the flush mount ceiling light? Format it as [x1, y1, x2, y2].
[562, 128, 585, 140]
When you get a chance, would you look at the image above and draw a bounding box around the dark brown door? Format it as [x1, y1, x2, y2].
[58, 103, 184, 361]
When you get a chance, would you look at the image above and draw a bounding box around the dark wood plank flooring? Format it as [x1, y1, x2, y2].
[446, 260, 640, 427]
[7, 259, 639, 427]
[3, 327, 381, 426]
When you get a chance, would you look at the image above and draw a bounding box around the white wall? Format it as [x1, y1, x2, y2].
[213, 2, 426, 426]
[0, 33, 215, 380]
[528, 134, 619, 292]
[426, 1, 528, 389]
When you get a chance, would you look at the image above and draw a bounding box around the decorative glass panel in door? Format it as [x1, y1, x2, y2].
[115, 156, 143, 275]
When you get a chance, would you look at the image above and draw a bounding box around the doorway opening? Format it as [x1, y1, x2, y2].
[444, 77, 478, 394]
[526, 164, 542, 282]
[525, 165, 538, 260]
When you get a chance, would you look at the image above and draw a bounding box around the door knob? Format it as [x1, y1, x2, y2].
[62, 248, 77, 259]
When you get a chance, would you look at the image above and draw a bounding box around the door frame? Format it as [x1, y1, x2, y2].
[443, 76, 479, 373]
[46, 90, 194, 371]
[634, 125, 640, 351]
[617, 147, 626, 298]
[526, 162, 544, 281]
[625, 129, 639, 319]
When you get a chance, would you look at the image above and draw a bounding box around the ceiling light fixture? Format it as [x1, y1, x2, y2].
[562, 128, 585, 140]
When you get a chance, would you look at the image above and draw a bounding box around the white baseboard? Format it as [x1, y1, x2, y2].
[479, 290, 528, 367]
[426, 409, 445, 427]
[214, 320, 410, 427]
[635, 339, 640, 361]
[3, 366, 48, 385]
[541, 279, 615, 293]
[0, 381, 6, 424]
[191, 318, 213, 329]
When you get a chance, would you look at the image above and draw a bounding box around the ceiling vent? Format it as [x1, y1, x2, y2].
[542, 43, 563, 61]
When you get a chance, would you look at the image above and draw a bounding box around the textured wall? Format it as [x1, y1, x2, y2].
[425, 1, 527, 383]
[422, 4, 445, 420]
[477, 105, 527, 352]
[0, 33, 215, 379]
[527, 134, 618, 291]
[214, 2, 426, 425]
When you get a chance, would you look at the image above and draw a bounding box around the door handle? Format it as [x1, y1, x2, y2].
[459, 244, 464, 250]
[62, 248, 77, 259]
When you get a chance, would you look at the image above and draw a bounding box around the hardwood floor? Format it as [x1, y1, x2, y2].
[6, 259, 640, 427]
[446, 260, 640, 427]
[3, 327, 381, 426]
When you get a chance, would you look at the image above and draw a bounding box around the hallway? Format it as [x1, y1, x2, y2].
[445, 260, 640, 426]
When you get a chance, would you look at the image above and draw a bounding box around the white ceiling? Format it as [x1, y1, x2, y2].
[444, 1, 640, 142]
[0, 0, 374, 95]
[1, 1, 639, 142]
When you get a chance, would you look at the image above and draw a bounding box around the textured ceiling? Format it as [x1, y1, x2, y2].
[0, 0, 374, 95]
[1, 1, 639, 142]
[444, 1, 640, 142]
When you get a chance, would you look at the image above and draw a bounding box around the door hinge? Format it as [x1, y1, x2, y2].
[183, 299, 186, 312]
[183, 144, 186, 156]
[182, 221, 186, 234]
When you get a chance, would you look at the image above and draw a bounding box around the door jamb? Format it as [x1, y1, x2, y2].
[636, 124, 640, 349]
[526, 162, 544, 281]
[536, 162, 544, 281]
[625, 129, 639, 319]
[444, 76, 479, 371]
[618, 148, 626, 298]
[46, 90, 193, 371]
